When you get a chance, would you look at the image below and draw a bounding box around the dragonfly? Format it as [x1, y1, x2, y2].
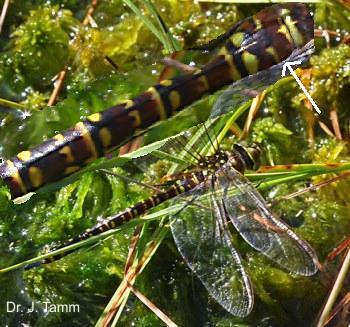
[25, 126, 319, 317]
[0, 3, 314, 199]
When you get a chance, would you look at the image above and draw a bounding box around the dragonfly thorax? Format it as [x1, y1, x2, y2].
[228, 143, 262, 173]
[197, 143, 261, 176]
[198, 150, 229, 174]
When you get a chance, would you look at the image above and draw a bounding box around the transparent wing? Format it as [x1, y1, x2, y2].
[132, 132, 195, 173]
[133, 119, 225, 175]
[170, 176, 253, 317]
[211, 40, 315, 118]
[217, 163, 318, 276]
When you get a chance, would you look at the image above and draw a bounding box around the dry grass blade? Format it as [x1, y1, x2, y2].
[228, 121, 243, 138]
[323, 292, 350, 326]
[48, 70, 68, 106]
[328, 236, 350, 261]
[83, 0, 99, 25]
[159, 56, 197, 74]
[0, 0, 10, 33]
[124, 226, 142, 274]
[110, 295, 129, 327]
[241, 90, 266, 139]
[314, 27, 350, 45]
[316, 248, 350, 327]
[319, 121, 336, 138]
[127, 283, 178, 327]
[96, 224, 168, 326]
[330, 106, 343, 140]
[300, 68, 316, 143]
[314, 29, 337, 48]
[158, 51, 184, 82]
[119, 135, 144, 155]
[48, 0, 99, 106]
[273, 172, 350, 204]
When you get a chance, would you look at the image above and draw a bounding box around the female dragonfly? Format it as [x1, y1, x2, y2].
[25, 124, 320, 317]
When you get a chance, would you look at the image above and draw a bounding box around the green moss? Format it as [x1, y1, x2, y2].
[0, 5, 76, 91]
[310, 45, 350, 122]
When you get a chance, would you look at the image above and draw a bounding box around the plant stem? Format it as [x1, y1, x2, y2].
[0, 98, 26, 110]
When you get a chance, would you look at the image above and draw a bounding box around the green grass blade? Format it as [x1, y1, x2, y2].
[123, 0, 168, 49]
[142, 0, 181, 52]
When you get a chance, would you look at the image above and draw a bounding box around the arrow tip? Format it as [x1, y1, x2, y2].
[281, 64, 288, 77]
[281, 60, 303, 77]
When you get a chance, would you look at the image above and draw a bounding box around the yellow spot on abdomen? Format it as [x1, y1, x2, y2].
[218, 46, 228, 56]
[75, 122, 98, 162]
[28, 166, 43, 189]
[87, 113, 102, 122]
[277, 24, 293, 43]
[160, 79, 172, 86]
[147, 87, 167, 120]
[99, 127, 112, 148]
[17, 151, 31, 162]
[128, 110, 142, 128]
[224, 55, 242, 81]
[280, 8, 291, 17]
[169, 90, 181, 111]
[284, 16, 304, 47]
[230, 32, 245, 48]
[53, 134, 65, 143]
[124, 99, 134, 108]
[197, 75, 209, 91]
[242, 51, 259, 75]
[64, 166, 81, 175]
[59, 146, 75, 163]
[253, 18, 262, 30]
[6, 160, 26, 193]
[266, 46, 280, 63]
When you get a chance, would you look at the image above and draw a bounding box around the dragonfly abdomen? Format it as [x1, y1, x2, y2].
[25, 173, 202, 268]
[78, 175, 202, 236]
[0, 3, 313, 199]
[0, 56, 239, 199]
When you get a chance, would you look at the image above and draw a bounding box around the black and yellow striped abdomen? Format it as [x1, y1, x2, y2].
[27, 171, 203, 267]
[0, 3, 313, 198]
[25, 143, 262, 268]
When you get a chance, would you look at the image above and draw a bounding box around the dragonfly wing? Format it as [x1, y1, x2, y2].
[211, 40, 315, 118]
[171, 177, 253, 317]
[133, 120, 227, 176]
[216, 164, 319, 276]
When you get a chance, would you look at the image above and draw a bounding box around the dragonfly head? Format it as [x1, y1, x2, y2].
[232, 143, 262, 171]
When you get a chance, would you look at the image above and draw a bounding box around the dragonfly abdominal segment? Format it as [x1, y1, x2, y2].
[25, 144, 261, 268]
[0, 3, 314, 198]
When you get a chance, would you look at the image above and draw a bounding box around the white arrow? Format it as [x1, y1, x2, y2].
[281, 60, 321, 115]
